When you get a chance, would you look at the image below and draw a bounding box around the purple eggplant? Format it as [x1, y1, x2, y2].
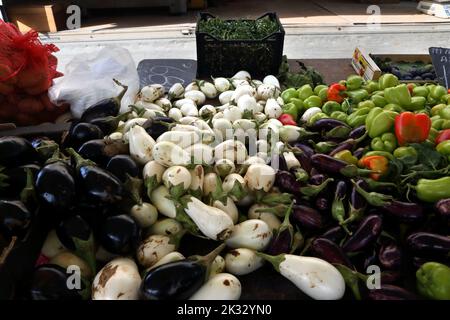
[275, 171, 301, 195]
[382, 200, 424, 223]
[321, 226, 346, 244]
[363, 248, 379, 270]
[342, 181, 367, 226]
[278, 154, 288, 172]
[348, 125, 367, 140]
[292, 142, 314, 158]
[310, 237, 352, 267]
[378, 241, 402, 270]
[311, 154, 372, 177]
[380, 271, 402, 284]
[435, 198, 450, 218]
[292, 204, 323, 230]
[367, 285, 419, 300]
[266, 203, 294, 255]
[353, 147, 366, 159]
[309, 118, 350, 131]
[406, 232, 450, 256]
[309, 174, 327, 185]
[342, 215, 382, 253]
[293, 152, 312, 174]
[315, 197, 330, 211]
[0, 136, 39, 167]
[328, 139, 357, 157]
[300, 177, 334, 197]
[331, 180, 348, 228]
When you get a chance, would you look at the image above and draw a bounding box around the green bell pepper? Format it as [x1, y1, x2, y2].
[431, 104, 447, 116]
[333, 150, 358, 165]
[297, 84, 314, 100]
[330, 111, 347, 122]
[413, 86, 429, 97]
[436, 140, 450, 156]
[393, 146, 418, 165]
[427, 95, 438, 106]
[347, 107, 370, 128]
[364, 80, 379, 94]
[304, 95, 323, 109]
[346, 89, 369, 104]
[439, 106, 450, 120]
[371, 132, 397, 153]
[322, 101, 341, 115]
[430, 85, 448, 101]
[290, 98, 305, 114]
[378, 73, 399, 90]
[383, 103, 403, 113]
[318, 87, 329, 101]
[417, 262, 450, 300]
[365, 107, 397, 138]
[384, 84, 411, 106]
[314, 84, 328, 96]
[358, 100, 376, 109]
[308, 112, 328, 124]
[440, 93, 450, 104]
[431, 118, 450, 130]
[282, 102, 299, 120]
[281, 88, 298, 103]
[346, 75, 364, 91]
[371, 94, 387, 108]
[404, 96, 426, 111]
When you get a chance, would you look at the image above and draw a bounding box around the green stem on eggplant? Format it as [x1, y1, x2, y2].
[290, 229, 304, 254]
[351, 179, 393, 207]
[72, 233, 96, 278]
[300, 178, 334, 197]
[20, 168, 37, 205]
[124, 174, 143, 205]
[66, 148, 96, 170]
[333, 264, 362, 300]
[255, 252, 285, 273]
[362, 178, 397, 191]
[260, 193, 293, 207]
[113, 78, 129, 104]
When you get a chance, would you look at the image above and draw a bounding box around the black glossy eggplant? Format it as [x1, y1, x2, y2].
[292, 204, 323, 230]
[80, 80, 128, 122]
[362, 248, 379, 270]
[406, 232, 450, 256]
[292, 142, 314, 158]
[367, 284, 419, 300]
[67, 148, 123, 203]
[291, 143, 314, 174]
[89, 111, 131, 135]
[0, 136, 38, 166]
[144, 116, 175, 140]
[0, 199, 33, 239]
[1, 164, 40, 197]
[106, 155, 140, 183]
[321, 226, 346, 244]
[77, 139, 129, 167]
[436, 198, 450, 218]
[311, 154, 372, 177]
[30, 264, 85, 300]
[36, 161, 76, 212]
[275, 171, 301, 195]
[266, 202, 294, 255]
[382, 200, 424, 223]
[99, 214, 140, 255]
[278, 154, 288, 172]
[310, 237, 352, 267]
[66, 122, 104, 149]
[342, 215, 382, 253]
[140, 244, 225, 300]
[31, 138, 59, 162]
[378, 241, 402, 270]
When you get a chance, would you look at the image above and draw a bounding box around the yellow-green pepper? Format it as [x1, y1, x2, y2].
[365, 107, 397, 138]
[371, 132, 397, 153]
[290, 98, 305, 114]
[439, 106, 450, 120]
[314, 84, 328, 96]
[322, 101, 341, 115]
[346, 75, 364, 91]
[347, 107, 370, 128]
[281, 88, 298, 103]
[383, 103, 403, 113]
[358, 100, 376, 109]
[378, 73, 399, 90]
[431, 104, 447, 116]
[346, 89, 369, 104]
[414, 176, 450, 202]
[364, 80, 379, 93]
[417, 262, 450, 300]
[404, 96, 426, 111]
[297, 84, 314, 100]
[304, 95, 323, 109]
[384, 84, 411, 106]
[430, 85, 448, 101]
[318, 87, 329, 101]
[308, 112, 328, 124]
[333, 150, 358, 165]
[282, 102, 299, 120]
[436, 140, 450, 156]
[393, 146, 418, 164]
[371, 94, 387, 108]
[330, 111, 347, 122]
[412, 86, 429, 97]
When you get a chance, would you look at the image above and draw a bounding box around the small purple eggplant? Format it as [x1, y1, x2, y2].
[310, 237, 352, 267]
[378, 241, 402, 270]
[348, 125, 367, 140]
[315, 196, 330, 211]
[406, 232, 450, 256]
[275, 171, 301, 195]
[309, 118, 350, 132]
[321, 226, 346, 244]
[382, 201, 424, 223]
[342, 215, 382, 253]
[266, 202, 294, 256]
[367, 285, 419, 300]
[435, 198, 450, 218]
[292, 204, 324, 230]
[311, 154, 372, 177]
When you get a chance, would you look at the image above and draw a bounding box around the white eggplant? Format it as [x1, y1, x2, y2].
[141, 84, 164, 102]
[219, 90, 234, 105]
[253, 112, 267, 123]
[148, 218, 183, 236]
[168, 108, 183, 121]
[214, 140, 247, 164]
[263, 75, 280, 89]
[259, 254, 346, 300]
[185, 81, 200, 92]
[184, 90, 206, 105]
[212, 118, 233, 140]
[92, 258, 141, 300]
[41, 229, 66, 259]
[180, 103, 199, 117]
[107, 132, 123, 142]
[213, 197, 239, 224]
[147, 251, 185, 271]
[203, 172, 221, 198]
[223, 106, 243, 122]
[244, 163, 276, 192]
[248, 204, 282, 231]
[233, 119, 256, 133]
[150, 185, 177, 218]
[136, 234, 176, 268]
[283, 151, 301, 170]
[222, 173, 247, 202]
[152, 141, 191, 167]
[130, 202, 158, 228]
[225, 248, 264, 276]
[134, 101, 164, 112]
[168, 83, 184, 100]
[232, 70, 251, 81]
[257, 84, 276, 100]
[189, 165, 204, 197]
[213, 77, 231, 92]
[155, 97, 172, 111]
[123, 118, 148, 133]
[276, 96, 284, 105]
[128, 125, 155, 165]
[174, 98, 196, 108]
[199, 81, 217, 99]
[301, 107, 322, 122]
[157, 130, 199, 149]
[186, 143, 214, 165]
[182, 196, 234, 241]
[279, 125, 312, 143]
[256, 139, 269, 154]
[231, 84, 256, 102]
[237, 95, 257, 114]
[214, 158, 235, 178]
[264, 98, 282, 119]
[50, 251, 93, 279]
[189, 273, 241, 300]
[199, 104, 216, 118]
[162, 165, 192, 198]
[209, 255, 226, 278]
[225, 219, 272, 251]
[143, 160, 165, 194]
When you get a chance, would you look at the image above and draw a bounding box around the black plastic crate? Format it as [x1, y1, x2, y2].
[196, 12, 285, 78]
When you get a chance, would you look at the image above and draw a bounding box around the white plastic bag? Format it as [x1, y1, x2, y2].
[49, 46, 139, 118]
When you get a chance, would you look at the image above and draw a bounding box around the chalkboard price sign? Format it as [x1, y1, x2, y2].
[429, 47, 450, 89]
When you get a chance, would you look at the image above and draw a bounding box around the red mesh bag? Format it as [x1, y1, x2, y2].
[0, 21, 66, 125]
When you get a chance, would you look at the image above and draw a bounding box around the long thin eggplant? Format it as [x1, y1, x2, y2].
[291, 204, 323, 230]
[311, 154, 372, 177]
[382, 200, 424, 223]
[310, 237, 352, 267]
[348, 125, 367, 140]
[291, 143, 314, 174]
[378, 241, 402, 270]
[275, 171, 301, 195]
[309, 118, 350, 131]
[0, 199, 33, 239]
[367, 284, 419, 300]
[342, 180, 367, 226]
[342, 215, 382, 253]
[353, 147, 366, 159]
[321, 226, 346, 244]
[406, 232, 450, 256]
[0, 136, 38, 166]
[67, 148, 123, 204]
[80, 79, 128, 122]
[278, 154, 288, 172]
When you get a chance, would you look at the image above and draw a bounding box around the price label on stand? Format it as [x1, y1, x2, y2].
[429, 47, 450, 89]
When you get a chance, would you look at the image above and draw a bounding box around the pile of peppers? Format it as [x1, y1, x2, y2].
[280, 72, 450, 300]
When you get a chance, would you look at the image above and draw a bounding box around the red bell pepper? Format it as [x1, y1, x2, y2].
[278, 113, 297, 126]
[435, 129, 450, 145]
[327, 83, 347, 103]
[358, 155, 389, 180]
[394, 112, 431, 146]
